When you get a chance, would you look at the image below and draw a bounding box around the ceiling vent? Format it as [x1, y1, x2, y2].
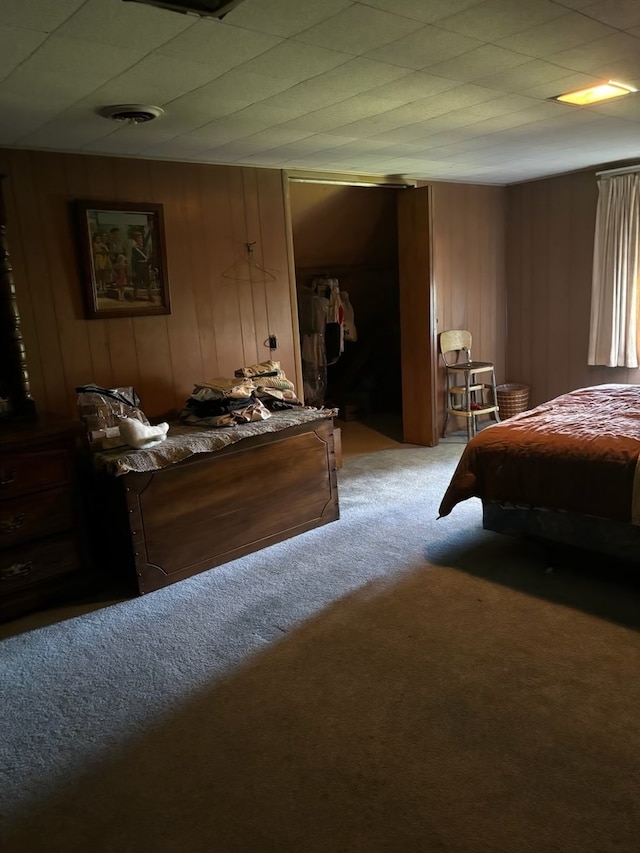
[97, 104, 165, 124]
[121, 0, 245, 19]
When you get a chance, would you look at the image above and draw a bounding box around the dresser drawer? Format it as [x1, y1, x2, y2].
[0, 487, 74, 548]
[0, 535, 80, 593]
[0, 450, 71, 498]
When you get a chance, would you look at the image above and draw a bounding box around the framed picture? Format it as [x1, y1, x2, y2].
[74, 200, 171, 319]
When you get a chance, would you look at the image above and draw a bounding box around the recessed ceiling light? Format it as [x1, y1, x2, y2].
[553, 81, 637, 106]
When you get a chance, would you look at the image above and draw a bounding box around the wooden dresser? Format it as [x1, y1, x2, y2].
[0, 416, 85, 622]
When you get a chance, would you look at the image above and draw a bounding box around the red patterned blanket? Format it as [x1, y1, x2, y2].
[438, 384, 640, 524]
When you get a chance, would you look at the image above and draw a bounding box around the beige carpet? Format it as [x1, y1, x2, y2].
[4, 564, 639, 853]
[2, 438, 640, 853]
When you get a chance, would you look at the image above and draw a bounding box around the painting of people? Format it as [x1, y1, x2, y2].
[74, 201, 170, 318]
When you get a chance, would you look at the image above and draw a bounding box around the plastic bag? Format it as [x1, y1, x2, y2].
[76, 384, 149, 450]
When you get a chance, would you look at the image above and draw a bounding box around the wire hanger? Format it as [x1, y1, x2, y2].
[221, 242, 277, 283]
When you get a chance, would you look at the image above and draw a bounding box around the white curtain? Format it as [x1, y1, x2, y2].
[588, 172, 640, 368]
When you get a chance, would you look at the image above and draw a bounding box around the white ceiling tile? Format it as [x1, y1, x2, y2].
[0, 0, 84, 31]
[143, 95, 247, 130]
[159, 72, 290, 126]
[436, 0, 568, 40]
[201, 139, 276, 160]
[139, 137, 219, 159]
[475, 59, 592, 93]
[546, 32, 640, 74]
[329, 111, 411, 137]
[367, 72, 461, 103]
[366, 119, 466, 144]
[223, 0, 353, 38]
[81, 127, 178, 155]
[294, 5, 424, 55]
[459, 94, 547, 118]
[520, 71, 601, 99]
[0, 98, 61, 144]
[292, 98, 398, 133]
[0, 0, 639, 184]
[0, 26, 47, 79]
[328, 83, 504, 137]
[55, 0, 195, 51]
[497, 12, 616, 58]
[457, 110, 547, 134]
[237, 127, 314, 147]
[216, 100, 309, 125]
[408, 84, 508, 116]
[585, 55, 640, 85]
[0, 36, 145, 107]
[317, 155, 398, 171]
[587, 94, 640, 119]
[553, 0, 600, 9]
[238, 40, 350, 83]
[15, 115, 117, 149]
[89, 54, 228, 107]
[424, 45, 532, 82]
[356, 1, 485, 25]
[246, 58, 412, 119]
[184, 115, 274, 143]
[181, 69, 291, 105]
[157, 19, 281, 68]
[365, 25, 482, 70]
[580, 0, 640, 29]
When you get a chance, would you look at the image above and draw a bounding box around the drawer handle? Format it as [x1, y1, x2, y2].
[0, 470, 16, 486]
[1, 561, 33, 580]
[1, 514, 26, 534]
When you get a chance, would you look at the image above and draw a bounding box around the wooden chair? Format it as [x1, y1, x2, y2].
[439, 329, 500, 440]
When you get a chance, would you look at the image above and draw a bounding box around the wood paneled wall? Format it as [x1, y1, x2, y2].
[1, 147, 510, 438]
[0, 149, 295, 419]
[506, 169, 640, 407]
[421, 181, 507, 435]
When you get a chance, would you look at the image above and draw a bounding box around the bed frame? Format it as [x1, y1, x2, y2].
[482, 501, 640, 563]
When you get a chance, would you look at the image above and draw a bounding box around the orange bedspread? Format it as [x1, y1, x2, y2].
[438, 384, 640, 524]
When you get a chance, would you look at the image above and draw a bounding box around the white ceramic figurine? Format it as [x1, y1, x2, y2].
[119, 417, 169, 449]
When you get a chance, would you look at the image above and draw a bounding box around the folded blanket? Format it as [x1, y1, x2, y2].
[181, 398, 271, 427]
[193, 378, 255, 399]
[234, 359, 282, 379]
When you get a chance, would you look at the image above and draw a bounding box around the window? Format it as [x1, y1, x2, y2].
[588, 170, 640, 368]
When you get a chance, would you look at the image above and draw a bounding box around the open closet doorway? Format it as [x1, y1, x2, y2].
[287, 178, 406, 447]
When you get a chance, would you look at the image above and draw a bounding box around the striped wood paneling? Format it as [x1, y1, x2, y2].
[426, 181, 507, 435]
[506, 169, 640, 406]
[0, 150, 295, 419]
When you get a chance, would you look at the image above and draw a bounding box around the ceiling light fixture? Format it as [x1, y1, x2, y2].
[97, 104, 165, 125]
[553, 81, 637, 106]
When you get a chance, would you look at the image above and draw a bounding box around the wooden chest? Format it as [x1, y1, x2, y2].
[0, 417, 85, 621]
[102, 416, 339, 595]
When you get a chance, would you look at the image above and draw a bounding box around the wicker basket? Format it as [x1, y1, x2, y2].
[496, 383, 529, 418]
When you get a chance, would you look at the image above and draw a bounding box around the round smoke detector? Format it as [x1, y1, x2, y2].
[97, 104, 165, 124]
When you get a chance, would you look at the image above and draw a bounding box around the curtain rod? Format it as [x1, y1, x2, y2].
[595, 164, 640, 178]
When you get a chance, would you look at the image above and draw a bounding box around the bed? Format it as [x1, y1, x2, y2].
[438, 384, 640, 562]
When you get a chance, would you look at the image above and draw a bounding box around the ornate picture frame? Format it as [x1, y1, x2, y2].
[74, 200, 171, 319]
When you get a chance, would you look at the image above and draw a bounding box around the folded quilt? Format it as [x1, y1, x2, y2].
[182, 360, 301, 427]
